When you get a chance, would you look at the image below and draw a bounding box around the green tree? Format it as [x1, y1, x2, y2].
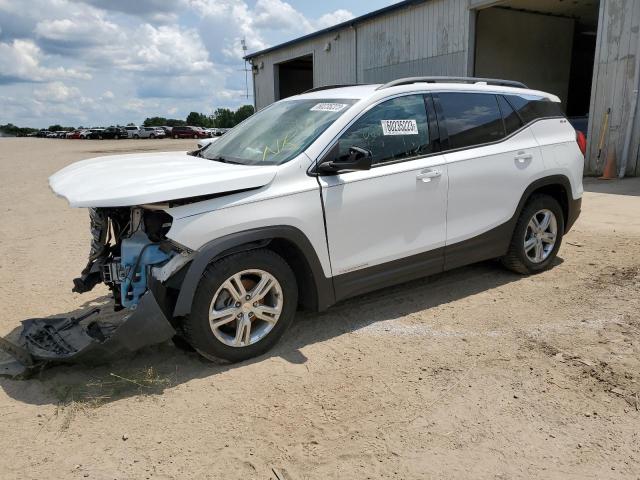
[212, 108, 235, 128]
[233, 105, 254, 125]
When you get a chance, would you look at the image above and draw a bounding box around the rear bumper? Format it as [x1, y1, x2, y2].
[565, 197, 581, 233]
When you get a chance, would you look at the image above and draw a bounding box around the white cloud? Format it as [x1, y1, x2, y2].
[123, 24, 213, 75]
[0, 0, 357, 127]
[33, 81, 82, 102]
[316, 9, 354, 30]
[0, 39, 91, 83]
[253, 0, 313, 33]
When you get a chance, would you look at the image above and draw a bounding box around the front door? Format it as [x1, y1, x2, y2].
[318, 94, 448, 300]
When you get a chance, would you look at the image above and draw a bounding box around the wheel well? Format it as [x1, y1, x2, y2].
[526, 183, 569, 230]
[267, 238, 319, 312]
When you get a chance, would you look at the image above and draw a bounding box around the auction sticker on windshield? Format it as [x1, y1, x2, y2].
[310, 103, 349, 112]
[381, 119, 419, 135]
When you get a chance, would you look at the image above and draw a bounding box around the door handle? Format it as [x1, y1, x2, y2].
[515, 151, 533, 163]
[416, 169, 442, 182]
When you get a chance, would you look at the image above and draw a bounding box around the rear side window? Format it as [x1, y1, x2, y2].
[337, 94, 432, 165]
[504, 94, 564, 123]
[497, 95, 523, 135]
[438, 92, 505, 149]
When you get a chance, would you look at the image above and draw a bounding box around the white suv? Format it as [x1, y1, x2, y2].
[49, 77, 584, 362]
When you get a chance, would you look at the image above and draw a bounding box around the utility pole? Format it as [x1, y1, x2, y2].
[241, 38, 249, 100]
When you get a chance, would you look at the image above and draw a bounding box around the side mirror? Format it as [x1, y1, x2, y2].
[318, 146, 373, 174]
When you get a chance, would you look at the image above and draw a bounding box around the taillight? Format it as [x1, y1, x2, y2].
[576, 130, 587, 156]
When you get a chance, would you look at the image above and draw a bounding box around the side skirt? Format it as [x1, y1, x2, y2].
[332, 220, 514, 303]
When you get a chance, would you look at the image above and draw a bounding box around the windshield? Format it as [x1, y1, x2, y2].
[201, 98, 357, 165]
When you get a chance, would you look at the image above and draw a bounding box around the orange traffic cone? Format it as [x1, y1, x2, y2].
[599, 148, 618, 180]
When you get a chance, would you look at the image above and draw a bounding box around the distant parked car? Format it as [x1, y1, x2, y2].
[66, 130, 83, 139]
[171, 126, 208, 139]
[36, 130, 49, 137]
[212, 127, 230, 136]
[125, 126, 140, 138]
[45, 131, 58, 138]
[137, 127, 166, 139]
[95, 126, 127, 139]
[159, 126, 172, 137]
[83, 128, 105, 139]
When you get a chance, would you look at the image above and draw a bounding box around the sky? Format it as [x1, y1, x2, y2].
[0, 0, 399, 128]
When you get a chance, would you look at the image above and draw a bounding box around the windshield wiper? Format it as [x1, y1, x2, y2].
[209, 156, 241, 165]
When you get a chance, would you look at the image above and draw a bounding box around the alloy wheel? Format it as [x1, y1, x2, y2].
[524, 209, 557, 263]
[208, 269, 283, 347]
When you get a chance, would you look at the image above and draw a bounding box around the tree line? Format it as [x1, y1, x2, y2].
[143, 105, 254, 129]
[0, 104, 255, 136]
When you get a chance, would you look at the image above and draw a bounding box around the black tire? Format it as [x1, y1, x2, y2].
[183, 249, 298, 362]
[501, 194, 564, 274]
[150, 134, 155, 138]
[134, 134, 139, 139]
[115, 134, 119, 139]
[193, 134, 198, 139]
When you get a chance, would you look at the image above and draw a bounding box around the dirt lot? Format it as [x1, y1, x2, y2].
[0, 137, 639, 479]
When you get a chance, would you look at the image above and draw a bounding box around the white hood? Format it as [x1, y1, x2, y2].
[49, 151, 278, 207]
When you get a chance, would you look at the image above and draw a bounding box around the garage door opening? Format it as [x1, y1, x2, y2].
[474, 0, 600, 120]
[275, 54, 313, 101]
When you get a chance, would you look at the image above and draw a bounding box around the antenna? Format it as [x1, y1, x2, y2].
[241, 38, 249, 100]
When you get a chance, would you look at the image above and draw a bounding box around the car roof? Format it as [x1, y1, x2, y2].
[289, 82, 560, 103]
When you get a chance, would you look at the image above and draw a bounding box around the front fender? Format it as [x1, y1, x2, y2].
[172, 225, 334, 317]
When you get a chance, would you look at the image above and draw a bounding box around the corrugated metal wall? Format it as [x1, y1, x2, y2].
[252, 29, 357, 110]
[249, 0, 640, 175]
[586, 0, 640, 176]
[356, 0, 469, 82]
[250, 0, 470, 110]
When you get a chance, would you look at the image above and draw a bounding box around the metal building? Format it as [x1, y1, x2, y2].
[245, 0, 640, 176]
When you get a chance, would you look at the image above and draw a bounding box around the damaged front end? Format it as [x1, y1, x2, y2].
[0, 206, 192, 378]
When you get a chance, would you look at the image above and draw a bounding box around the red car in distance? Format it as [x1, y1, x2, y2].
[171, 126, 209, 139]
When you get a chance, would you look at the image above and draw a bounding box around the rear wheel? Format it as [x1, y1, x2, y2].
[150, 133, 155, 138]
[501, 194, 564, 274]
[174, 134, 178, 139]
[193, 134, 198, 139]
[183, 249, 298, 362]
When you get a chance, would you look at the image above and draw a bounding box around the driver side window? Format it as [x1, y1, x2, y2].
[337, 94, 431, 165]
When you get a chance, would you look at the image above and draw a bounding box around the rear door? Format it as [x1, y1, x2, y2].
[434, 91, 545, 268]
[318, 93, 448, 300]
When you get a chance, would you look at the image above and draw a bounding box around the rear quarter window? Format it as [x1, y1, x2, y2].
[438, 92, 505, 149]
[504, 94, 564, 123]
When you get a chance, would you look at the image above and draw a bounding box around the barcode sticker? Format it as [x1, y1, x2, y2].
[310, 103, 349, 112]
[381, 119, 419, 135]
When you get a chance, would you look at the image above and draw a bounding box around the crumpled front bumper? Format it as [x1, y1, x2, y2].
[0, 286, 176, 379]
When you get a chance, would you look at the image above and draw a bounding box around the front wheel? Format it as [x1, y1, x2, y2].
[183, 249, 298, 362]
[501, 194, 564, 274]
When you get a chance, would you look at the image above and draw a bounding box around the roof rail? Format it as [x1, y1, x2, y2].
[304, 84, 370, 93]
[376, 76, 527, 90]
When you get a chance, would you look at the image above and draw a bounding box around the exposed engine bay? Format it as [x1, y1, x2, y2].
[0, 207, 192, 378]
[73, 206, 184, 310]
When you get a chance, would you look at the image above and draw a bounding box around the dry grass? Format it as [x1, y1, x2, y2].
[51, 366, 176, 430]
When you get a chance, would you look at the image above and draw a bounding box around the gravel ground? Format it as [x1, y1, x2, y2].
[0, 138, 639, 480]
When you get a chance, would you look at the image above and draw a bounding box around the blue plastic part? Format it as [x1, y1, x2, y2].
[120, 231, 172, 309]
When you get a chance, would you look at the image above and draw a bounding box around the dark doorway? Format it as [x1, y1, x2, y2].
[275, 54, 313, 100]
[474, 0, 600, 119]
